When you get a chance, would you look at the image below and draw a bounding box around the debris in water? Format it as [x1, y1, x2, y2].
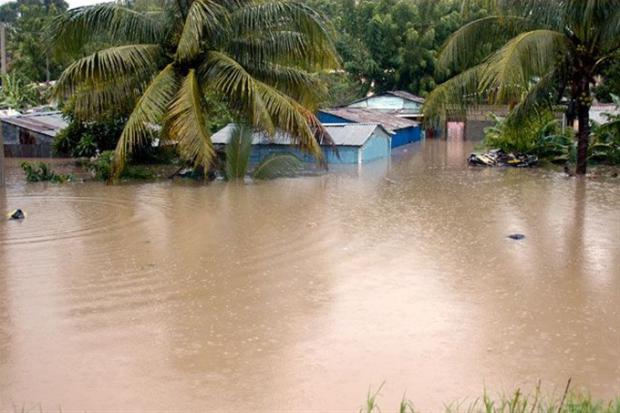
[508, 233, 525, 240]
[7, 209, 26, 220]
[468, 149, 538, 167]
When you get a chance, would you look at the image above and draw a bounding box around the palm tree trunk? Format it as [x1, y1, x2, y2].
[575, 78, 591, 175]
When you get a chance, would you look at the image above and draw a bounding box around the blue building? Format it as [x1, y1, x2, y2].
[211, 123, 392, 164]
[317, 107, 422, 148]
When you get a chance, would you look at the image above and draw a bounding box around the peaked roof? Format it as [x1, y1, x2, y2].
[211, 123, 390, 147]
[319, 108, 419, 133]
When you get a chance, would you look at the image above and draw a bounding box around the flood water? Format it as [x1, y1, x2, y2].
[1, 139, 619, 412]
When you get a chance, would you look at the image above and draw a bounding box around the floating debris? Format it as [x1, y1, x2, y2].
[468, 149, 538, 167]
[7, 209, 26, 220]
[507, 233, 526, 240]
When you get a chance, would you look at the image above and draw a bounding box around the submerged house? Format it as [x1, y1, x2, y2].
[346, 90, 425, 121]
[317, 107, 422, 148]
[1, 111, 68, 157]
[211, 123, 392, 164]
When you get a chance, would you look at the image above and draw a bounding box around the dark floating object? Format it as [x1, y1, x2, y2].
[468, 149, 538, 168]
[507, 233, 526, 240]
[8, 209, 25, 220]
[563, 165, 575, 177]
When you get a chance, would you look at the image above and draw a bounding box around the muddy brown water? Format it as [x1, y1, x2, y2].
[1, 139, 619, 412]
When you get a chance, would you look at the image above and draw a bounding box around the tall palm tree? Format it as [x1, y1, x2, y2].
[425, 0, 620, 174]
[50, 0, 338, 178]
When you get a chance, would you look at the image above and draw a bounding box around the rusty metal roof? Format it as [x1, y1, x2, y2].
[1, 111, 68, 137]
[319, 108, 419, 133]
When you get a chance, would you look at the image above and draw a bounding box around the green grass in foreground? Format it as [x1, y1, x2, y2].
[361, 381, 620, 413]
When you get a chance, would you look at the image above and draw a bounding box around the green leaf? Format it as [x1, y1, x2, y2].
[225, 124, 253, 180]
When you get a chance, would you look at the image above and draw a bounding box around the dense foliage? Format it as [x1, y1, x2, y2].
[0, 0, 68, 82]
[305, 0, 490, 99]
[483, 112, 574, 162]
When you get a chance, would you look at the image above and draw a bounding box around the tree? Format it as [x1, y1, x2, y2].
[305, 0, 488, 98]
[0, 0, 69, 82]
[50, 0, 339, 178]
[424, 0, 620, 175]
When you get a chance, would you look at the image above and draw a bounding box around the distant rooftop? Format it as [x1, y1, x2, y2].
[319, 108, 419, 133]
[1, 111, 68, 137]
[382, 90, 426, 103]
[211, 123, 390, 147]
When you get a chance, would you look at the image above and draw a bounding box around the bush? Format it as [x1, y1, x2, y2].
[20, 161, 72, 183]
[53, 116, 125, 158]
[88, 151, 154, 181]
[483, 111, 571, 155]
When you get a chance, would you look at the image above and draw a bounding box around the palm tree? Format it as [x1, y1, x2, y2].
[424, 0, 620, 174]
[50, 0, 338, 178]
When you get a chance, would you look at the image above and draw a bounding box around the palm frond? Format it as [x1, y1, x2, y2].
[437, 15, 531, 75]
[507, 69, 559, 123]
[203, 50, 274, 134]
[480, 30, 566, 102]
[423, 64, 486, 123]
[114, 64, 181, 175]
[246, 63, 326, 110]
[48, 3, 163, 56]
[225, 123, 253, 180]
[54, 44, 162, 99]
[175, 0, 227, 62]
[252, 152, 303, 180]
[71, 74, 148, 119]
[230, 0, 339, 70]
[204, 51, 325, 161]
[167, 69, 215, 170]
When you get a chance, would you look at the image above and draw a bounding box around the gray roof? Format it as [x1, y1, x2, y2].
[319, 108, 419, 133]
[384, 90, 425, 103]
[1, 111, 68, 137]
[211, 123, 390, 147]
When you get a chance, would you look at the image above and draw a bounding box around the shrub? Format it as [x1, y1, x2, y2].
[88, 151, 154, 181]
[20, 161, 72, 183]
[483, 111, 571, 155]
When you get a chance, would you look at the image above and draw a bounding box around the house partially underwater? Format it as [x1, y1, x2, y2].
[211, 123, 392, 165]
[1, 111, 68, 157]
[318, 91, 425, 148]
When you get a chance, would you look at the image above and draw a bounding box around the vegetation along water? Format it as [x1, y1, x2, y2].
[0, 0, 618, 411]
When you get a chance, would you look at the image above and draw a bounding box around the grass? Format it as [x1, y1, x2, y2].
[360, 380, 620, 413]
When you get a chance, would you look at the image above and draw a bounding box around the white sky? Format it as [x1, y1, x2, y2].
[0, 0, 106, 9]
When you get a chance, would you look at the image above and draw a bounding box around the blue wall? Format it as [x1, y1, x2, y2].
[317, 111, 353, 124]
[245, 145, 361, 165]
[391, 126, 422, 148]
[362, 133, 391, 161]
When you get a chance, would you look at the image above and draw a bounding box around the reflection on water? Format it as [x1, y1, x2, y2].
[0, 140, 619, 412]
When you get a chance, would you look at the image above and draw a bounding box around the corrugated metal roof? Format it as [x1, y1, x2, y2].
[1, 111, 68, 137]
[211, 123, 390, 147]
[319, 108, 419, 132]
[385, 90, 425, 103]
